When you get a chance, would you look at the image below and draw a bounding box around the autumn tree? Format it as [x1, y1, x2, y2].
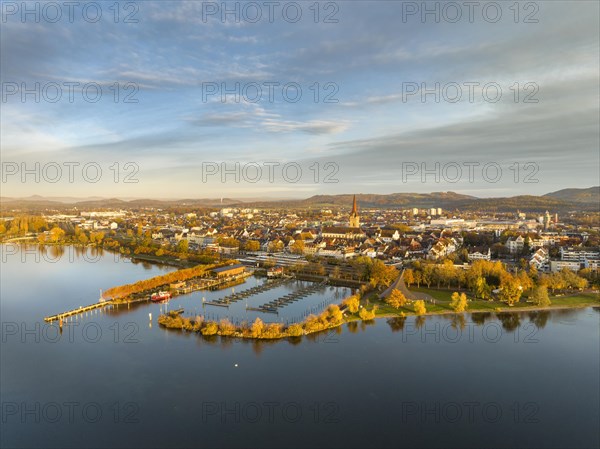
[369, 260, 398, 289]
[530, 285, 551, 307]
[250, 318, 264, 338]
[414, 271, 422, 288]
[403, 269, 415, 287]
[499, 274, 523, 306]
[413, 300, 427, 315]
[359, 305, 377, 320]
[290, 239, 305, 255]
[49, 226, 65, 243]
[176, 239, 189, 254]
[386, 289, 407, 309]
[450, 292, 468, 313]
[342, 295, 360, 313]
[244, 240, 261, 251]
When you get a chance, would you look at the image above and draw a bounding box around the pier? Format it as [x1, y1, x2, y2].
[253, 280, 328, 314]
[43, 272, 253, 322]
[205, 277, 289, 307]
[44, 300, 114, 322]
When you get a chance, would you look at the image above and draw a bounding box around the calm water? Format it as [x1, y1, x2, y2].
[1, 245, 599, 448]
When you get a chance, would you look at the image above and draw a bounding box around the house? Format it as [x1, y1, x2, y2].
[427, 238, 457, 260]
[468, 248, 491, 261]
[530, 248, 550, 272]
[506, 235, 525, 254]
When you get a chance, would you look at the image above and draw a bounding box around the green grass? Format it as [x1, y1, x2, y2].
[410, 287, 456, 302]
[406, 287, 599, 314]
[548, 293, 599, 307]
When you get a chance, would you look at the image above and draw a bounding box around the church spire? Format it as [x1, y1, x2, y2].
[349, 194, 360, 228]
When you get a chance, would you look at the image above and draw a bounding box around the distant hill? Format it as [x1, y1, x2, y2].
[244, 192, 594, 212]
[1, 188, 598, 213]
[544, 186, 599, 204]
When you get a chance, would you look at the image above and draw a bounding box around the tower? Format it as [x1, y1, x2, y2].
[349, 195, 360, 228]
[543, 210, 551, 230]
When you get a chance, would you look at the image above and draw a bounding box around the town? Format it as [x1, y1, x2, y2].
[2, 194, 598, 319]
[2, 195, 598, 274]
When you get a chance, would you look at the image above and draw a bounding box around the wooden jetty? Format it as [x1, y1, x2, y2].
[44, 300, 114, 322]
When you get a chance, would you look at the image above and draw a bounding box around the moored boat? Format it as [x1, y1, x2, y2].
[150, 291, 171, 302]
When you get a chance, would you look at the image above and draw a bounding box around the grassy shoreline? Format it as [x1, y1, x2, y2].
[158, 289, 599, 340]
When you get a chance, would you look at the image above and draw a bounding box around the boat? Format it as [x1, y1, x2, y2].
[150, 291, 171, 302]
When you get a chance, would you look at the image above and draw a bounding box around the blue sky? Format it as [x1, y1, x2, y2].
[1, 1, 599, 199]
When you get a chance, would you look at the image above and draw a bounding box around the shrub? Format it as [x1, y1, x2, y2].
[219, 319, 236, 336]
[286, 324, 304, 337]
[359, 305, 377, 320]
[262, 323, 283, 338]
[303, 315, 322, 333]
[250, 318, 264, 338]
[201, 321, 218, 336]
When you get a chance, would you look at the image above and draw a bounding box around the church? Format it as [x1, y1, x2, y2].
[321, 195, 366, 240]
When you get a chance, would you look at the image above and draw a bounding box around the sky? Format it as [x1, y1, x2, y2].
[1, 0, 599, 199]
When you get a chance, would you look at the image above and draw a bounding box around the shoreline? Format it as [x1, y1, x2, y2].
[158, 297, 599, 340]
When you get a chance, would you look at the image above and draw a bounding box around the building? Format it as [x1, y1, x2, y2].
[321, 195, 366, 240]
[530, 248, 550, 272]
[550, 260, 583, 273]
[506, 235, 525, 254]
[543, 210, 552, 230]
[468, 248, 491, 261]
[210, 264, 246, 278]
[560, 247, 600, 262]
[349, 195, 360, 228]
[267, 266, 284, 278]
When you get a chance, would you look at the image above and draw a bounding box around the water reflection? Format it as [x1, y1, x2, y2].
[495, 312, 521, 331]
[346, 321, 359, 334]
[387, 316, 406, 332]
[471, 312, 492, 325]
[528, 310, 550, 329]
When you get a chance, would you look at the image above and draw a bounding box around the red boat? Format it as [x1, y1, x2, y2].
[150, 291, 171, 302]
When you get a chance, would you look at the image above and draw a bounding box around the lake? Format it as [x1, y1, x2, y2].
[1, 244, 598, 448]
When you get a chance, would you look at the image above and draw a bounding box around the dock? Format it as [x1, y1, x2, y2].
[253, 280, 328, 314]
[205, 277, 289, 307]
[44, 300, 114, 322]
